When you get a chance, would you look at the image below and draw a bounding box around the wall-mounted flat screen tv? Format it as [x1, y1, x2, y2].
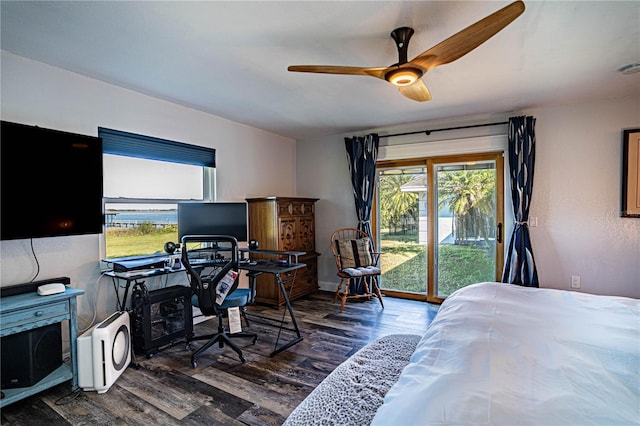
[0, 121, 104, 240]
[178, 202, 248, 242]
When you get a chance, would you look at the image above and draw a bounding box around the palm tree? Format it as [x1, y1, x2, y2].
[379, 174, 419, 233]
[437, 169, 495, 244]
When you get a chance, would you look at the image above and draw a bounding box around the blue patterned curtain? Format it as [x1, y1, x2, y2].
[502, 116, 539, 286]
[344, 133, 379, 239]
[344, 133, 379, 294]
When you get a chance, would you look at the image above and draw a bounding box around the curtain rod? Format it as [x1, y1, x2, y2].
[380, 121, 509, 138]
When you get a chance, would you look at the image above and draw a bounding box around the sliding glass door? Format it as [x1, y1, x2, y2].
[376, 153, 504, 303]
[376, 165, 428, 295]
[429, 155, 504, 300]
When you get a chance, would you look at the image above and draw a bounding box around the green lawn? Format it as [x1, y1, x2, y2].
[106, 225, 178, 258]
[107, 227, 494, 298]
[380, 233, 495, 297]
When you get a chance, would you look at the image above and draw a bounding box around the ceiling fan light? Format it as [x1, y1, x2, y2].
[386, 68, 422, 86]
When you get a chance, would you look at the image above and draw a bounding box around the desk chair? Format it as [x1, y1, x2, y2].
[181, 235, 257, 367]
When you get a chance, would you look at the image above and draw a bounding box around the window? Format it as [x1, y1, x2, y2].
[100, 128, 215, 259]
[376, 152, 504, 303]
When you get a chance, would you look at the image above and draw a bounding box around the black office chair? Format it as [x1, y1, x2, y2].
[181, 235, 257, 367]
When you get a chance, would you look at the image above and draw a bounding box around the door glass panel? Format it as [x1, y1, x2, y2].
[434, 161, 497, 298]
[377, 166, 427, 293]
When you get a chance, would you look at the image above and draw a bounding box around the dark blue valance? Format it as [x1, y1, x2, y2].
[99, 127, 215, 167]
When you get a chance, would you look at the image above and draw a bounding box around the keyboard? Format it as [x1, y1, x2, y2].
[189, 258, 230, 266]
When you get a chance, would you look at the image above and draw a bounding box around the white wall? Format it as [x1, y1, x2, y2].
[0, 51, 297, 327]
[297, 96, 640, 299]
[531, 98, 640, 297]
[2, 49, 638, 331]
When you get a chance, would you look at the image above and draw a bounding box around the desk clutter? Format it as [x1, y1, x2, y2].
[112, 257, 167, 273]
[99, 240, 308, 367]
[102, 254, 182, 278]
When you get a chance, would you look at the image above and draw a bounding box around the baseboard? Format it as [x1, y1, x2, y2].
[318, 280, 338, 292]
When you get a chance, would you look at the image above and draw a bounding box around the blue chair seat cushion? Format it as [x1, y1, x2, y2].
[192, 288, 252, 309]
[342, 266, 381, 277]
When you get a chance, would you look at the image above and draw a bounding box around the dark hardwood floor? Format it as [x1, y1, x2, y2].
[1, 291, 438, 425]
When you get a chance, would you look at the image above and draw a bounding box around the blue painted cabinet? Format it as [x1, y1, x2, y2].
[0, 287, 84, 407]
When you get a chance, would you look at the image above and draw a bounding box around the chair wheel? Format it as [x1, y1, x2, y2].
[240, 356, 246, 363]
[191, 361, 197, 368]
[252, 336, 258, 345]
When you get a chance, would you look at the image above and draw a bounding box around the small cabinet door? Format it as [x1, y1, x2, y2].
[278, 217, 298, 252]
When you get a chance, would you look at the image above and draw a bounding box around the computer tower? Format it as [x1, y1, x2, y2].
[1, 323, 62, 389]
[130, 285, 193, 357]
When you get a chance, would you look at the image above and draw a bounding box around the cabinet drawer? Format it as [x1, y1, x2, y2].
[1, 301, 69, 333]
[296, 265, 316, 288]
[277, 201, 315, 217]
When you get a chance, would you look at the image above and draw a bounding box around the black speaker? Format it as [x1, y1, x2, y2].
[1, 323, 63, 389]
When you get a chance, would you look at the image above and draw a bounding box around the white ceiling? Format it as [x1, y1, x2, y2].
[1, 1, 639, 140]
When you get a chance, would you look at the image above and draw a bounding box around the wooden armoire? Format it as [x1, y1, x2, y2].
[246, 197, 319, 306]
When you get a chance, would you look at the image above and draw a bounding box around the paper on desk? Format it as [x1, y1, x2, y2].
[228, 307, 242, 333]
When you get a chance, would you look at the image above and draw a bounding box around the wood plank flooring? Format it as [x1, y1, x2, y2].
[1, 291, 439, 425]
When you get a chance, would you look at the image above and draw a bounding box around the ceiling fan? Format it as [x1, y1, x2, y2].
[288, 1, 525, 102]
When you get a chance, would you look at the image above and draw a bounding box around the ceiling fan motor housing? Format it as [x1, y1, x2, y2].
[385, 27, 423, 86]
[390, 27, 414, 64]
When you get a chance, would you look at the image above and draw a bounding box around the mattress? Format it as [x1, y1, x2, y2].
[372, 282, 640, 425]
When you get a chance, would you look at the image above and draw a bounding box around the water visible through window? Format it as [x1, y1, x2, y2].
[103, 154, 205, 259]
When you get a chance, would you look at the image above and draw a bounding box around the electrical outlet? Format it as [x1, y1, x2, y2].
[529, 217, 538, 227]
[571, 275, 581, 289]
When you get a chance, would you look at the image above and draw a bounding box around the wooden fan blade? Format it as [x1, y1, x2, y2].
[288, 65, 387, 79]
[398, 80, 432, 102]
[410, 0, 525, 71]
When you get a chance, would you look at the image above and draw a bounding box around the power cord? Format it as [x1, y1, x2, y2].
[54, 388, 83, 405]
[27, 238, 41, 282]
[78, 273, 103, 334]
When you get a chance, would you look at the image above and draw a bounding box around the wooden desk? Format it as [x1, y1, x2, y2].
[0, 287, 84, 407]
[239, 259, 306, 356]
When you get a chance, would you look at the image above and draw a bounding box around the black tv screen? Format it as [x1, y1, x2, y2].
[178, 202, 247, 242]
[1, 121, 104, 240]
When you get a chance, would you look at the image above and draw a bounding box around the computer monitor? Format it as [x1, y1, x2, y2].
[177, 202, 247, 242]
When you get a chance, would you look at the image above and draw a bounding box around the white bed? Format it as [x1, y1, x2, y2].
[372, 282, 640, 425]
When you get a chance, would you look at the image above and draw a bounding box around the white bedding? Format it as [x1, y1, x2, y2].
[372, 282, 640, 425]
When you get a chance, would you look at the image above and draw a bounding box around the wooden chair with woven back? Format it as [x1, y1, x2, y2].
[330, 228, 384, 312]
